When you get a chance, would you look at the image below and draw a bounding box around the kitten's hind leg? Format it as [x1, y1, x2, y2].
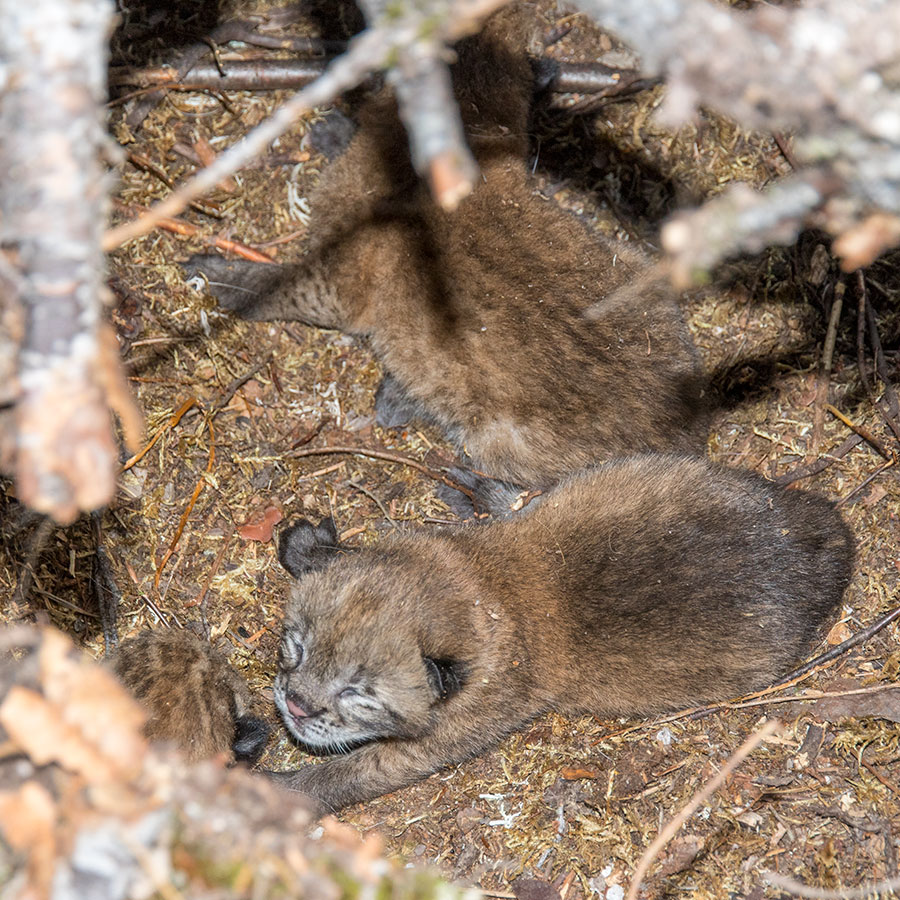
[437, 466, 538, 520]
[278, 517, 353, 578]
[374, 373, 429, 429]
[303, 109, 358, 161]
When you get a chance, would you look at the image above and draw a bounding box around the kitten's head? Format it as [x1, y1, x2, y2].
[274, 558, 467, 754]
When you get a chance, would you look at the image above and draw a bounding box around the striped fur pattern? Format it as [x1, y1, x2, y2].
[112, 628, 269, 764]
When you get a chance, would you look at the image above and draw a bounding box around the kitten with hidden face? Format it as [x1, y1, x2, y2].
[183, 5, 709, 511]
[267, 455, 853, 815]
[112, 628, 270, 764]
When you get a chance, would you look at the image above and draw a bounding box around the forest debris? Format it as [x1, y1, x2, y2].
[238, 501, 284, 542]
[512, 877, 561, 900]
[825, 620, 852, 646]
[103, 0, 510, 249]
[810, 680, 900, 725]
[114, 200, 274, 263]
[656, 834, 704, 877]
[626, 719, 781, 900]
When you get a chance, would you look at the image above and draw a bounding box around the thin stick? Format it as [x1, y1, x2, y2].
[812, 280, 844, 454]
[122, 397, 197, 472]
[763, 870, 900, 899]
[113, 200, 273, 262]
[860, 758, 900, 799]
[154, 418, 216, 590]
[776, 601, 900, 682]
[348, 480, 397, 528]
[626, 719, 781, 900]
[824, 404, 890, 460]
[597, 609, 900, 743]
[836, 457, 896, 506]
[186, 527, 234, 636]
[287, 445, 484, 514]
[856, 271, 874, 399]
[865, 295, 900, 443]
[102, 0, 508, 250]
[774, 434, 862, 486]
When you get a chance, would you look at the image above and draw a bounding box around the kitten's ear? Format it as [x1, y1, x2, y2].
[278, 517, 347, 578]
[423, 657, 467, 701]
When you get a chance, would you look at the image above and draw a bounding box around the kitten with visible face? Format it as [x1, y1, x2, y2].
[183, 6, 709, 510]
[112, 628, 270, 764]
[267, 455, 853, 815]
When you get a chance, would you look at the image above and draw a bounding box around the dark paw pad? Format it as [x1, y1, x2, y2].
[181, 254, 284, 318]
[232, 715, 271, 765]
[278, 517, 349, 578]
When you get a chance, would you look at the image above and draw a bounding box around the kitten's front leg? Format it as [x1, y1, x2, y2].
[267, 708, 527, 814]
[182, 254, 350, 330]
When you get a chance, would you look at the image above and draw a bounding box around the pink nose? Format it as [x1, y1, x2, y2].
[287, 695, 309, 718]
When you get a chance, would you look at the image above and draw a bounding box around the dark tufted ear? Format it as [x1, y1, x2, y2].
[278, 517, 347, 579]
[232, 715, 271, 765]
[423, 657, 468, 701]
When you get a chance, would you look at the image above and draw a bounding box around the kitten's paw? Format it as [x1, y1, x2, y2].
[181, 254, 285, 318]
[233, 715, 271, 766]
[374, 373, 424, 429]
[278, 517, 350, 578]
[437, 467, 539, 520]
[264, 768, 329, 817]
[302, 110, 358, 161]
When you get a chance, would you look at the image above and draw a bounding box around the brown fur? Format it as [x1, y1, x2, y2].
[111, 628, 269, 763]
[270, 455, 854, 814]
[185, 7, 708, 489]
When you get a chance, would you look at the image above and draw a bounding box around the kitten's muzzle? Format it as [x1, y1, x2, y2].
[286, 691, 320, 719]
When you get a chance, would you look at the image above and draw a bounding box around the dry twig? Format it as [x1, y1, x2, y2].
[287, 445, 484, 514]
[103, 0, 510, 250]
[626, 719, 781, 900]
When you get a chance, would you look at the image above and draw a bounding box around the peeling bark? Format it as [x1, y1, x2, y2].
[0, 0, 132, 523]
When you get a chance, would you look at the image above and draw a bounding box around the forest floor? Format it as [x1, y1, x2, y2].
[2, 1, 900, 898]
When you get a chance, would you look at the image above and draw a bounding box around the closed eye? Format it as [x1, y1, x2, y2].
[280, 631, 305, 669]
[339, 686, 360, 699]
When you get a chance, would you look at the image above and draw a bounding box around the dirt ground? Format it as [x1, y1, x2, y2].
[3, 1, 900, 897]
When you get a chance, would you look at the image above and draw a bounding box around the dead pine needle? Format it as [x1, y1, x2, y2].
[811, 279, 844, 454]
[824, 403, 891, 460]
[154, 417, 216, 591]
[775, 600, 900, 683]
[122, 397, 198, 472]
[626, 719, 782, 900]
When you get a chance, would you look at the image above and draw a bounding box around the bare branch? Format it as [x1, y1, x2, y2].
[573, 0, 900, 276]
[103, 0, 509, 250]
[0, 0, 135, 523]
